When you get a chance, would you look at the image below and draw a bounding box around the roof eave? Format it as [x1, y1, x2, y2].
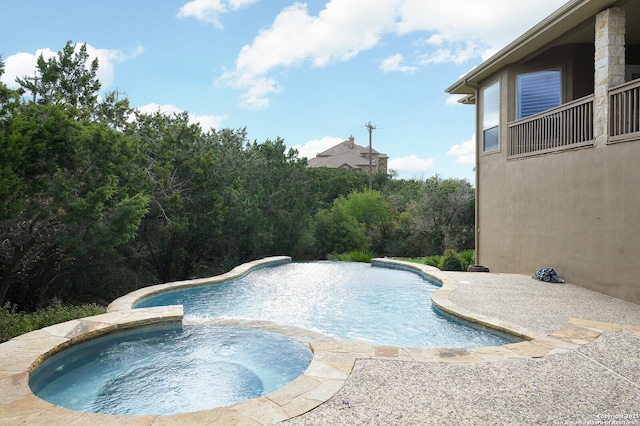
[446, 0, 621, 95]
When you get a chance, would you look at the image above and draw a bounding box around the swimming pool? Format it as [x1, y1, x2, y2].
[136, 261, 516, 348]
[29, 323, 313, 415]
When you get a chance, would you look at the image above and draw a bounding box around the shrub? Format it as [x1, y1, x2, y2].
[329, 250, 374, 263]
[440, 249, 464, 271]
[0, 299, 106, 343]
[457, 249, 476, 271]
[423, 255, 442, 268]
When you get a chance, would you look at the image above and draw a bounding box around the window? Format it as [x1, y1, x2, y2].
[626, 65, 640, 81]
[517, 69, 561, 119]
[482, 81, 500, 152]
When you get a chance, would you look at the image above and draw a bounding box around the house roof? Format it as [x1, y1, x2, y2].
[307, 138, 388, 169]
[446, 0, 639, 97]
[315, 139, 382, 157]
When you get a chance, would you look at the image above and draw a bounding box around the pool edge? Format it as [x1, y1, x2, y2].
[0, 256, 629, 425]
[107, 255, 292, 312]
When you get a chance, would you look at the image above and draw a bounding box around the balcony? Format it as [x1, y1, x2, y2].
[609, 79, 640, 143]
[507, 95, 594, 158]
[508, 79, 640, 158]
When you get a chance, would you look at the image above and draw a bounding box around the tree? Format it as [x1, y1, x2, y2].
[406, 176, 475, 254]
[304, 167, 368, 209]
[337, 190, 389, 232]
[0, 58, 23, 217]
[0, 103, 148, 307]
[0, 44, 147, 308]
[126, 111, 225, 282]
[210, 135, 316, 266]
[16, 41, 100, 116]
[314, 205, 368, 256]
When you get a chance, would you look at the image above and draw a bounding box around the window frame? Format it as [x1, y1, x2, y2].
[481, 80, 500, 153]
[516, 68, 562, 120]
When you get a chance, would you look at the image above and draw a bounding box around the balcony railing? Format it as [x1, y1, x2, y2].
[609, 79, 640, 143]
[508, 95, 594, 158]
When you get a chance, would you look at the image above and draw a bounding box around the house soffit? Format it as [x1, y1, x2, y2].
[446, 0, 636, 96]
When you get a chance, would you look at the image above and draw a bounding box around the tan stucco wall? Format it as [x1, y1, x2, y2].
[477, 141, 640, 304]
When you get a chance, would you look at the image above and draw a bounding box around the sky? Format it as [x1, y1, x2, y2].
[1, 0, 568, 183]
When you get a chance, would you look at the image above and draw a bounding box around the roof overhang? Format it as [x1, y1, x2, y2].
[446, 0, 630, 96]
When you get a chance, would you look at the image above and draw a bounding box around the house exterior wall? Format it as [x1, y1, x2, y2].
[476, 138, 640, 304]
[474, 6, 640, 304]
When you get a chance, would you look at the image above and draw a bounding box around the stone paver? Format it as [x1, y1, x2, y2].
[0, 257, 638, 425]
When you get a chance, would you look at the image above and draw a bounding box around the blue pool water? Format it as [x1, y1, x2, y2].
[136, 261, 517, 348]
[30, 324, 312, 415]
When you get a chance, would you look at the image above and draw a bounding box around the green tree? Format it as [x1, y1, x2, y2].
[0, 44, 147, 308]
[406, 175, 475, 254]
[0, 103, 148, 307]
[314, 205, 368, 256]
[210, 135, 316, 266]
[16, 41, 100, 116]
[305, 167, 368, 209]
[338, 190, 389, 231]
[0, 58, 23, 217]
[127, 111, 224, 282]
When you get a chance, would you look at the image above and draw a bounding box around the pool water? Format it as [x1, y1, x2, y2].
[30, 324, 312, 415]
[136, 261, 516, 348]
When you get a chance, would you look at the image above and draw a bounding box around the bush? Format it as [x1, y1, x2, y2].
[423, 255, 442, 268]
[329, 250, 374, 263]
[457, 249, 475, 271]
[440, 249, 464, 271]
[0, 299, 106, 343]
[441, 256, 463, 271]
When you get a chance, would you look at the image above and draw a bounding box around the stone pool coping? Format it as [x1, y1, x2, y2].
[1, 256, 636, 425]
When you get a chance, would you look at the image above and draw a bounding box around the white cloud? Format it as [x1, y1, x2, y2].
[86, 45, 144, 88]
[220, 0, 565, 109]
[178, 0, 226, 27]
[292, 136, 344, 160]
[217, 73, 281, 110]
[446, 94, 466, 106]
[193, 113, 229, 131]
[220, 0, 397, 108]
[177, 0, 260, 27]
[388, 155, 435, 175]
[1, 43, 143, 90]
[228, 0, 259, 9]
[2, 49, 55, 89]
[446, 134, 475, 165]
[136, 102, 228, 130]
[380, 54, 416, 74]
[419, 40, 483, 66]
[395, 0, 565, 46]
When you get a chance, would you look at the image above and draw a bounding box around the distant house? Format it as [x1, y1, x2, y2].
[307, 136, 388, 175]
[446, 0, 640, 304]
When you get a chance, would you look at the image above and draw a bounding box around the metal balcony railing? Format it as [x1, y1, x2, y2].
[508, 95, 594, 158]
[609, 79, 640, 143]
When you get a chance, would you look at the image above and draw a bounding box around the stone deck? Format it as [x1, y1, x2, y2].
[1, 257, 638, 425]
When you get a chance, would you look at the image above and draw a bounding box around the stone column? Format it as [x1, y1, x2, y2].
[593, 7, 625, 146]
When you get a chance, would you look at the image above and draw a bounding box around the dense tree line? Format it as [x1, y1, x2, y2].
[0, 42, 474, 311]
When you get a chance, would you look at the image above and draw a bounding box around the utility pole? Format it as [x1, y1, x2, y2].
[365, 121, 376, 190]
[25, 73, 40, 103]
[114, 88, 127, 102]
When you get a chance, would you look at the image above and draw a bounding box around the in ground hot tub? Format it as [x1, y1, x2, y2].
[29, 323, 312, 415]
